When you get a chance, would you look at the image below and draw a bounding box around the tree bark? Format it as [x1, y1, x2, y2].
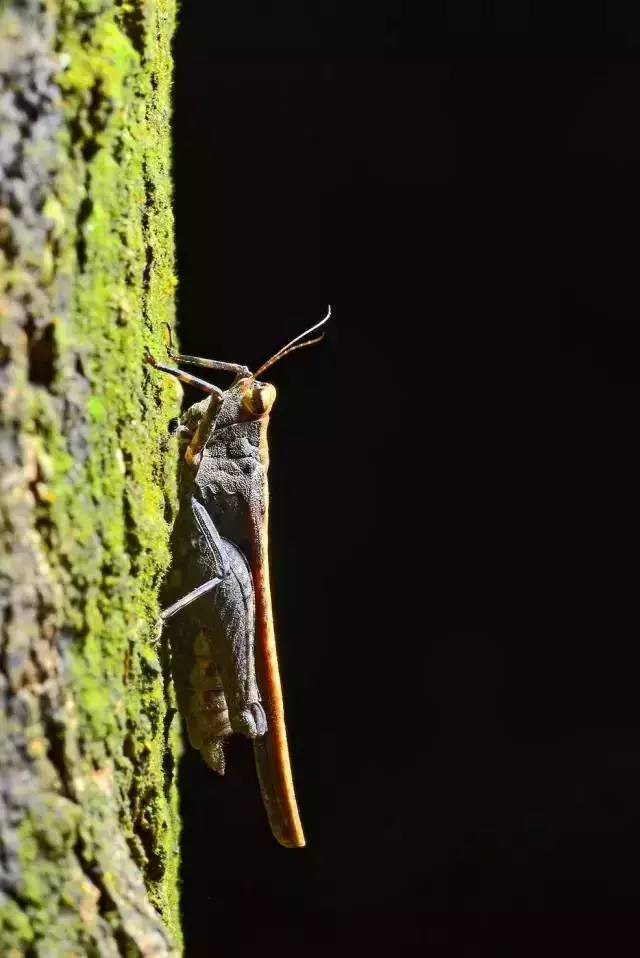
[0, 1, 182, 954]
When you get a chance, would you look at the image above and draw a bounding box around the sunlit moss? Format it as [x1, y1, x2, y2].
[0, 0, 182, 952]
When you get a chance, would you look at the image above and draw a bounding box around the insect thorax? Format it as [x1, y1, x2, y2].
[195, 419, 266, 554]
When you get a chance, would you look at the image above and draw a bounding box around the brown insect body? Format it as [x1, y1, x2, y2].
[151, 311, 329, 848]
[182, 382, 303, 846]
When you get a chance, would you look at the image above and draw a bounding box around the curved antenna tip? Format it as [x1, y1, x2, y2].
[252, 305, 332, 379]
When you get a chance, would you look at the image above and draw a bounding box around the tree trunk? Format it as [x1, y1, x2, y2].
[1, 1, 182, 954]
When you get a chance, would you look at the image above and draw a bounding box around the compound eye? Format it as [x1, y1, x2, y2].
[241, 381, 276, 416]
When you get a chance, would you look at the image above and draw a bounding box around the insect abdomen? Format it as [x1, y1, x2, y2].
[187, 635, 232, 774]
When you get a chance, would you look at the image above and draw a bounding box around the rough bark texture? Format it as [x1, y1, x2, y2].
[0, 1, 182, 954]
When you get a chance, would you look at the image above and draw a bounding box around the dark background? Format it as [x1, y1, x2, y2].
[173, 5, 640, 954]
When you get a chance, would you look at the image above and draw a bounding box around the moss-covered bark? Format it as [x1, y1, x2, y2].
[0, 1, 182, 953]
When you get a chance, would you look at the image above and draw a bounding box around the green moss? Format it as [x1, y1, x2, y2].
[1, 0, 182, 953]
[54, 0, 182, 939]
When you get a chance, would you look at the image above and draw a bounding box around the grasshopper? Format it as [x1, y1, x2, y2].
[146, 308, 330, 848]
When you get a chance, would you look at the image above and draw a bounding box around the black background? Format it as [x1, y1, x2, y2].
[173, 5, 640, 954]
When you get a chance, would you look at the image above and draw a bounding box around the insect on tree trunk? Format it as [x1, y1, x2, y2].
[148, 310, 329, 848]
[1, 1, 183, 953]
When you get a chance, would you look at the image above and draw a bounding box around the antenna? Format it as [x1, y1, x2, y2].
[253, 305, 331, 380]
